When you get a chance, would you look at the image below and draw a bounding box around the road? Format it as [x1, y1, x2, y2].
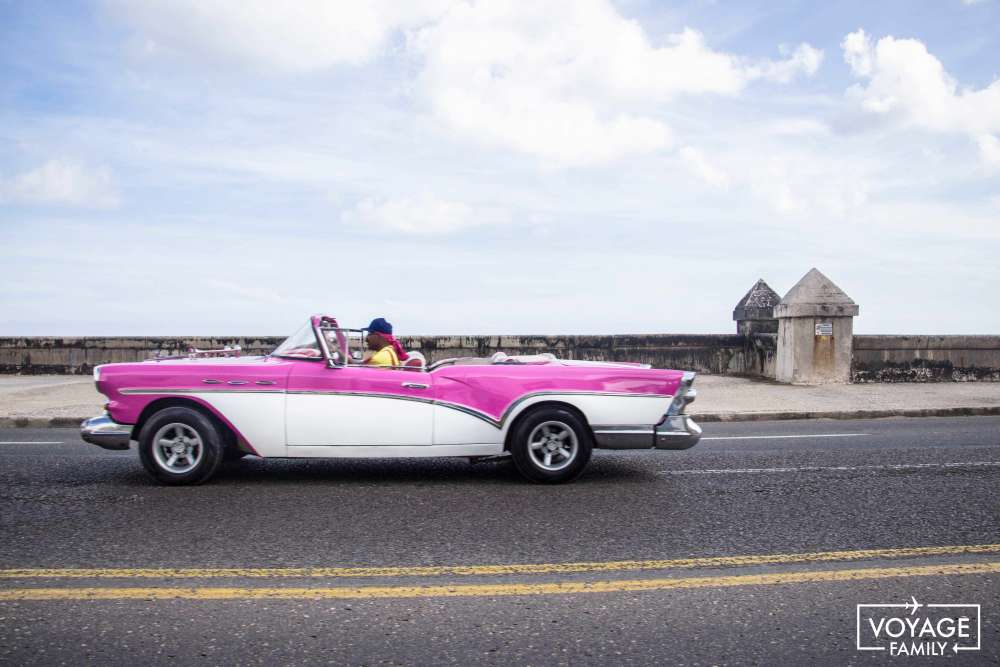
[0, 416, 998, 665]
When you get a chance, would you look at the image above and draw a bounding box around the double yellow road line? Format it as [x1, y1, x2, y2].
[1, 544, 997, 601]
[0, 562, 997, 601]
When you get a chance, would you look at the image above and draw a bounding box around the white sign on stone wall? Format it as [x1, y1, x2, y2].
[815, 322, 833, 336]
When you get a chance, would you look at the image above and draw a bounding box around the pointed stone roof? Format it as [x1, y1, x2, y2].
[733, 279, 781, 321]
[774, 268, 859, 318]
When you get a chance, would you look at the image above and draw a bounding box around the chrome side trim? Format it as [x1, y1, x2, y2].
[434, 398, 501, 426]
[80, 413, 132, 451]
[121, 388, 285, 395]
[285, 389, 438, 407]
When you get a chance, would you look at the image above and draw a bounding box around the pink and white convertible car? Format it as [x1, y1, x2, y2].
[81, 316, 701, 484]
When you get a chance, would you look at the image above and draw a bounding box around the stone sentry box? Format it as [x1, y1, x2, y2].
[733, 279, 781, 335]
[775, 268, 859, 384]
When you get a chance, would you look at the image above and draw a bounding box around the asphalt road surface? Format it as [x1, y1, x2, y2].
[1, 416, 998, 665]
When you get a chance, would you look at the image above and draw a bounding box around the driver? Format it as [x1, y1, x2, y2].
[362, 317, 409, 367]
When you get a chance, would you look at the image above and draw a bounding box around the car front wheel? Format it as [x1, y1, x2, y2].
[509, 407, 592, 483]
[138, 407, 225, 485]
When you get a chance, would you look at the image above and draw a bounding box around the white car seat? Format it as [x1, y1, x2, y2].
[403, 350, 426, 370]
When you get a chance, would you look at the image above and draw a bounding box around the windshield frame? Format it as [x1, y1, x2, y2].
[271, 316, 367, 368]
[319, 325, 366, 367]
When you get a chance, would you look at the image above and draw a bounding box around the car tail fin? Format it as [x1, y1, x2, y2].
[666, 372, 697, 416]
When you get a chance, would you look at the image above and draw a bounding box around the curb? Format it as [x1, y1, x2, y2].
[3, 406, 1000, 429]
[0, 417, 87, 429]
[692, 406, 1000, 422]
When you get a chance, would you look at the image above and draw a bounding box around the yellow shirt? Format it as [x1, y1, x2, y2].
[366, 346, 399, 367]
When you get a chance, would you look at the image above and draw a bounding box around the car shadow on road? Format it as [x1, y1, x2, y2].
[198, 455, 662, 487]
[20, 451, 662, 488]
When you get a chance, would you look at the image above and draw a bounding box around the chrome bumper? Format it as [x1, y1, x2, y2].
[592, 426, 657, 449]
[653, 414, 702, 450]
[80, 414, 132, 451]
[592, 416, 702, 450]
[592, 371, 701, 450]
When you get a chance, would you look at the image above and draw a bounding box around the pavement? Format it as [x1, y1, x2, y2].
[0, 376, 103, 425]
[0, 416, 998, 664]
[2, 374, 1000, 427]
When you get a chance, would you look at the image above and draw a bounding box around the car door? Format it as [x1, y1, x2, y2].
[285, 361, 434, 450]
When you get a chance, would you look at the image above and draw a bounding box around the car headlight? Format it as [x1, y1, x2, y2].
[93, 366, 102, 386]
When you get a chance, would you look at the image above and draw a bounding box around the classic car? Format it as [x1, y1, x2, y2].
[81, 315, 701, 484]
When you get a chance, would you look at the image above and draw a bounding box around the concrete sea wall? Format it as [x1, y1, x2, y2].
[0, 337, 286, 375]
[3, 333, 997, 381]
[0, 334, 776, 377]
[852, 335, 1000, 382]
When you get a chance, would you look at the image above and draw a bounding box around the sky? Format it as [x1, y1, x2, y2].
[1, 0, 998, 336]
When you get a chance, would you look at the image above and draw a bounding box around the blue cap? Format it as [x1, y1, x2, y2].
[367, 317, 393, 335]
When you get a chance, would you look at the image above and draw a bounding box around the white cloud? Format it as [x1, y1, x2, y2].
[744, 153, 871, 217]
[410, 0, 821, 165]
[842, 29, 1000, 136]
[842, 29, 873, 77]
[112, 0, 820, 167]
[205, 279, 285, 305]
[2, 159, 120, 209]
[110, 0, 452, 71]
[342, 195, 510, 235]
[749, 43, 823, 83]
[679, 146, 730, 188]
[976, 134, 1000, 165]
[766, 118, 830, 136]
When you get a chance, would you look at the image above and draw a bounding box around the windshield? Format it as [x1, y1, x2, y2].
[272, 322, 323, 359]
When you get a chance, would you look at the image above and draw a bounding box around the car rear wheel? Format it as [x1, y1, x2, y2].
[138, 407, 225, 485]
[509, 407, 592, 483]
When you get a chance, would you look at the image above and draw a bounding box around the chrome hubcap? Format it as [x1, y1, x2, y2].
[152, 423, 203, 474]
[527, 421, 578, 471]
